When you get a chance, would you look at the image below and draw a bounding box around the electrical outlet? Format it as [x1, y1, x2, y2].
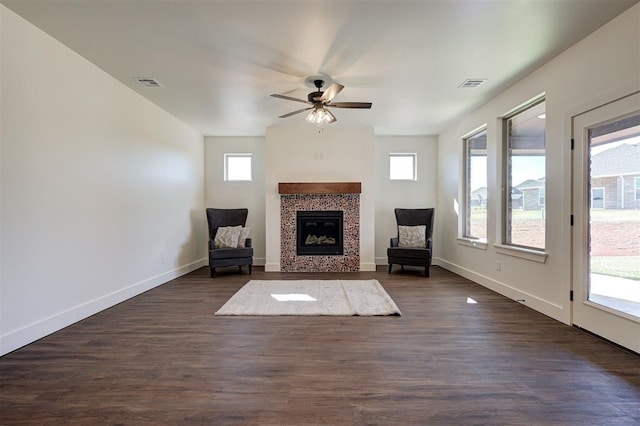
[495, 260, 501, 271]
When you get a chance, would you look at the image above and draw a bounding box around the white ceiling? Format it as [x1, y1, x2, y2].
[2, 0, 637, 136]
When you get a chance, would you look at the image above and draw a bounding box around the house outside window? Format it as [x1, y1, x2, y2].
[224, 153, 252, 181]
[503, 98, 546, 250]
[591, 187, 605, 209]
[463, 128, 487, 240]
[389, 153, 417, 180]
[590, 137, 640, 209]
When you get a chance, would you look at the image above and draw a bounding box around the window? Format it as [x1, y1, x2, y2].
[390, 153, 417, 180]
[224, 153, 252, 181]
[503, 98, 546, 250]
[636, 177, 640, 200]
[591, 187, 605, 209]
[463, 128, 487, 240]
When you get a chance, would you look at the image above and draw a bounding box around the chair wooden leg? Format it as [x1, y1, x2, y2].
[238, 265, 242, 273]
[388, 263, 392, 273]
[425, 267, 429, 277]
[249, 264, 253, 274]
[210, 267, 215, 278]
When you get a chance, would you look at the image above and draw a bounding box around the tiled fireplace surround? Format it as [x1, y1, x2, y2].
[279, 183, 360, 272]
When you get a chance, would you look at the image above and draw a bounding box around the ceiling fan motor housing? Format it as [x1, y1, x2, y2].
[307, 79, 325, 102]
[308, 91, 323, 102]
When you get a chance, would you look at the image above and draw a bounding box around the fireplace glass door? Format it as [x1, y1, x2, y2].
[296, 211, 344, 256]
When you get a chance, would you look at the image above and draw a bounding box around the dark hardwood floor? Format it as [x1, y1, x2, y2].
[1, 266, 639, 425]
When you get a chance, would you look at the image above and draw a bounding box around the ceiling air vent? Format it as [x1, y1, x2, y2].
[134, 77, 163, 88]
[458, 78, 487, 89]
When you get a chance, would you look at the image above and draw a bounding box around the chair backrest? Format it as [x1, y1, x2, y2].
[206, 208, 248, 241]
[395, 208, 435, 240]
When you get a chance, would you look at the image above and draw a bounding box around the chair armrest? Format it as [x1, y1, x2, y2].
[209, 239, 215, 250]
[390, 237, 399, 247]
[244, 237, 252, 248]
[427, 238, 433, 250]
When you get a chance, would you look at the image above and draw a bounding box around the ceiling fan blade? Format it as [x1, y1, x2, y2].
[326, 109, 337, 123]
[279, 107, 312, 118]
[319, 83, 344, 102]
[328, 102, 372, 109]
[271, 94, 311, 104]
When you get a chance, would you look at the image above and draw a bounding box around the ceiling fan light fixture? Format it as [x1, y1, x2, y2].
[305, 109, 318, 124]
[306, 106, 333, 125]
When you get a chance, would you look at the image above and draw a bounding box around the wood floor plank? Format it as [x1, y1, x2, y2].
[1, 266, 638, 425]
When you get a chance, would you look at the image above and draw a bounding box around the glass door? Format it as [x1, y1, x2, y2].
[572, 92, 640, 353]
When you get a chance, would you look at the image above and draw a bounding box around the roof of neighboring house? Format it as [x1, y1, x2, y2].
[510, 187, 523, 200]
[471, 187, 487, 200]
[516, 178, 545, 189]
[591, 143, 640, 177]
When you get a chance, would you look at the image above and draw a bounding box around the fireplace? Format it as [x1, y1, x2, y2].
[296, 211, 343, 256]
[279, 183, 360, 272]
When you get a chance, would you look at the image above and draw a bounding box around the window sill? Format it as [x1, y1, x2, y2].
[457, 237, 488, 250]
[494, 244, 548, 263]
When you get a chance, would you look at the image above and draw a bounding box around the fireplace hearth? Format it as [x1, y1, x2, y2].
[296, 210, 344, 256]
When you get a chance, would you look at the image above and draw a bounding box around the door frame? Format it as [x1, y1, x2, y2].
[571, 91, 640, 353]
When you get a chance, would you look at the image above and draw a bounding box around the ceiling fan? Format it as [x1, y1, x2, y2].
[271, 79, 372, 125]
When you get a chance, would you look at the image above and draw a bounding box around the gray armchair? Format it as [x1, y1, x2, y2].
[387, 208, 435, 277]
[206, 208, 253, 277]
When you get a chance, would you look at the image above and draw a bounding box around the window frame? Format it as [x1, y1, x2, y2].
[462, 127, 488, 241]
[501, 96, 546, 252]
[635, 177, 640, 200]
[389, 153, 417, 181]
[224, 153, 252, 182]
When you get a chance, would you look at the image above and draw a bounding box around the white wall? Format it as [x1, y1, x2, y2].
[0, 7, 206, 355]
[436, 4, 639, 324]
[264, 125, 375, 271]
[204, 134, 439, 270]
[374, 136, 438, 264]
[204, 136, 266, 264]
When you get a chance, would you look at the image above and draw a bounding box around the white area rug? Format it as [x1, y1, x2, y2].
[215, 280, 401, 316]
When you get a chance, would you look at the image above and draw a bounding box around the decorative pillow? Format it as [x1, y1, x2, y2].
[398, 225, 427, 248]
[214, 226, 242, 249]
[237, 227, 251, 248]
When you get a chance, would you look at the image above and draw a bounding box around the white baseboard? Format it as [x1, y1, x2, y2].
[0, 258, 207, 356]
[375, 257, 388, 265]
[253, 257, 266, 266]
[360, 262, 377, 272]
[264, 263, 280, 272]
[433, 257, 568, 324]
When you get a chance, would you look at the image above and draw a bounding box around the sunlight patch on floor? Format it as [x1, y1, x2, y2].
[271, 293, 317, 302]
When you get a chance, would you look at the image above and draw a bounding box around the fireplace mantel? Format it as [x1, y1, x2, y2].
[278, 182, 361, 194]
